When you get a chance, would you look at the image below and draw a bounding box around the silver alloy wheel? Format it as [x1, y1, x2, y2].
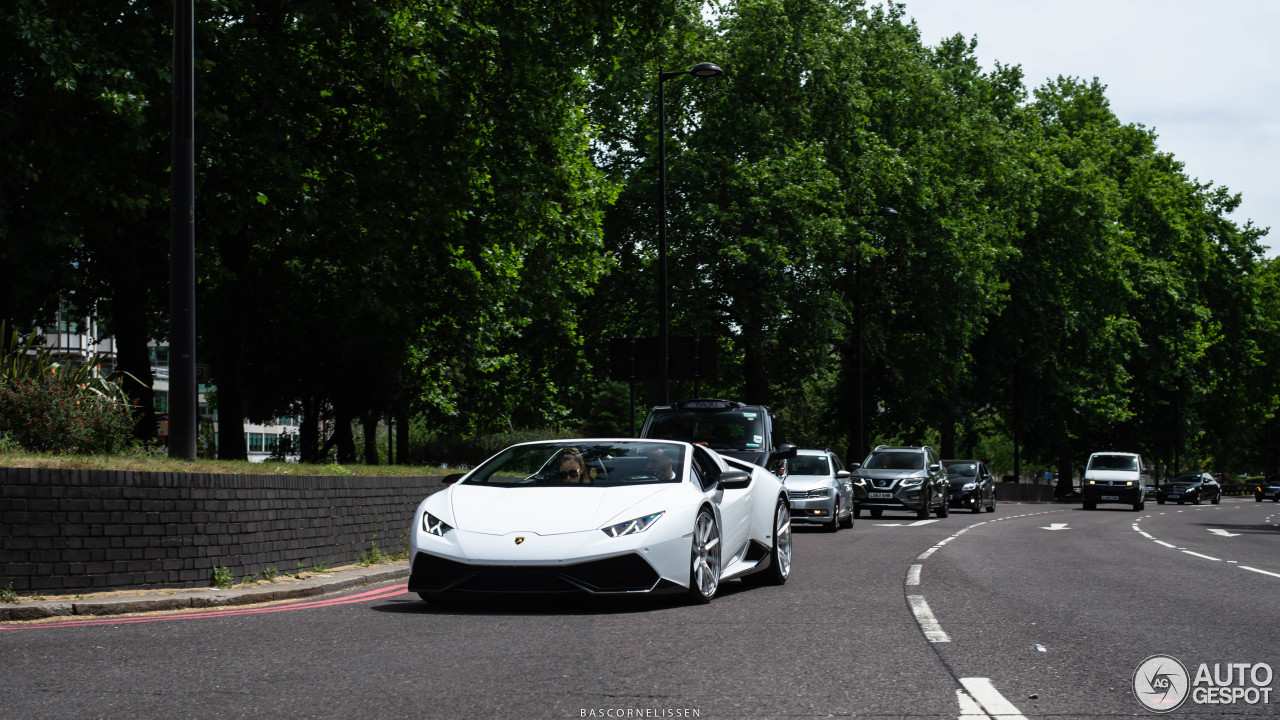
[775, 500, 793, 579]
[691, 509, 721, 600]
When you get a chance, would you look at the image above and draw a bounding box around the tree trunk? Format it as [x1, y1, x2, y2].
[742, 338, 769, 406]
[362, 411, 379, 465]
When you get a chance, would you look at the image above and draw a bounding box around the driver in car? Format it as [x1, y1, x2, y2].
[646, 448, 676, 481]
[556, 448, 590, 483]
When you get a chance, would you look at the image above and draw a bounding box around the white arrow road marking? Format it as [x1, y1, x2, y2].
[1208, 528, 1241, 537]
[907, 595, 950, 642]
[959, 678, 1029, 720]
[1040, 523, 1070, 531]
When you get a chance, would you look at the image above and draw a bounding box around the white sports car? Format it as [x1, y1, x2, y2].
[407, 439, 793, 603]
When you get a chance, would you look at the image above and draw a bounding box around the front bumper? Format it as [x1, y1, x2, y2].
[408, 551, 680, 595]
[788, 494, 836, 523]
[949, 490, 981, 509]
[1258, 488, 1280, 500]
[857, 485, 928, 511]
[408, 512, 697, 596]
[1083, 485, 1143, 504]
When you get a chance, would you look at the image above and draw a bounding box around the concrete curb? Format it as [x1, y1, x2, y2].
[0, 561, 410, 623]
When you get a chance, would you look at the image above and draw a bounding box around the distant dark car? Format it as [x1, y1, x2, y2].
[1257, 476, 1280, 502]
[1156, 472, 1221, 505]
[943, 459, 995, 514]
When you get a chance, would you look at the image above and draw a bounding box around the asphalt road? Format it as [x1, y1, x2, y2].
[3, 498, 1277, 719]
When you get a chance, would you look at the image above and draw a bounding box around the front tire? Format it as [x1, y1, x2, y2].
[935, 490, 949, 518]
[916, 491, 932, 519]
[1212, 493, 1221, 505]
[839, 500, 855, 529]
[756, 498, 792, 586]
[824, 498, 840, 532]
[687, 507, 722, 603]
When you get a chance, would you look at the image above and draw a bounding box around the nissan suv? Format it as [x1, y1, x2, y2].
[850, 445, 949, 519]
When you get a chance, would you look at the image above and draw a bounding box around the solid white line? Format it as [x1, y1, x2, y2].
[1183, 551, 1221, 561]
[960, 678, 1029, 720]
[956, 688, 990, 719]
[1154, 540, 1176, 548]
[906, 564, 922, 586]
[907, 595, 950, 643]
[1240, 565, 1280, 579]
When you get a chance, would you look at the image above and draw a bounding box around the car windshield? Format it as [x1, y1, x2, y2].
[944, 462, 978, 477]
[461, 441, 686, 488]
[1169, 473, 1201, 484]
[645, 409, 767, 451]
[864, 451, 924, 470]
[788, 455, 831, 476]
[1090, 454, 1138, 471]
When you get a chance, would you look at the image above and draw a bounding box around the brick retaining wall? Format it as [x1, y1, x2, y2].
[0, 467, 443, 593]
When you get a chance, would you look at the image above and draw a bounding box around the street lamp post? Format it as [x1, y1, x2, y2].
[853, 206, 897, 462]
[658, 62, 722, 406]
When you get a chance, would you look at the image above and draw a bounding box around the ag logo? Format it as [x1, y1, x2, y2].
[514, 536, 525, 545]
[1134, 654, 1190, 712]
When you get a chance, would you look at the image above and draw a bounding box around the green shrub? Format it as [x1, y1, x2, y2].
[0, 374, 136, 454]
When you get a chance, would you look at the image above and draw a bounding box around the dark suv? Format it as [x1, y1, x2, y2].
[850, 445, 949, 519]
[640, 399, 796, 468]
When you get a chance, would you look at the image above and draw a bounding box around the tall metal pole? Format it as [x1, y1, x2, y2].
[169, 0, 197, 460]
[658, 75, 670, 406]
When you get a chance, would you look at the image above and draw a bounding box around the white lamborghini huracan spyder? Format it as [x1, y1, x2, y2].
[407, 439, 794, 603]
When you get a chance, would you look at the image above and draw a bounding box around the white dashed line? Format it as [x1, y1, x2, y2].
[906, 564, 922, 586]
[1182, 551, 1221, 561]
[1240, 566, 1280, 579]
[907, 594, 951, 643]
[959, 677, 1029, 720]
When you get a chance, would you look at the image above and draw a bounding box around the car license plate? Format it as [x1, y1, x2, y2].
[1101, 495, 1119, 501]
[869, 492, 893, 499]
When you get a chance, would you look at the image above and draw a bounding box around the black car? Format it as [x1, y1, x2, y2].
[640, 398, 796, 468]
[943, 459, 996, 514]
[1156, 472, 1221, 505]
[1257, 476, 1280, 502]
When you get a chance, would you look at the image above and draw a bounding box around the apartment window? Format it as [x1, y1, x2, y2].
[149, 346, 170, 368]
[246, 433, 263, 452]
[264, 434, 278, 453]
[154, 391, 168, 414]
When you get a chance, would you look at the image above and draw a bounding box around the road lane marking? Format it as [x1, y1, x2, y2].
[1240, 566, 1280, 579]
[959, 678, 1029, 720]
[907, 595, 950, 643]
[906, 564, 922, 586]
[1208, 528, 1241, 537]
[1154, 540, 1176, 548]
[916, 547, 938, 561]
[957, 688, 989, 719]
[1182, 551, 1221, 561]
[1039, 523, 1069, 531]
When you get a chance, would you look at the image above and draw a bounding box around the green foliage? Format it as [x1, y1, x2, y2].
[212, 567, 233, 590]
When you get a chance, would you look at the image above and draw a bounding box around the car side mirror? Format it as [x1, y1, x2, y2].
[849, 462, 862, 471]
[835, 470, 851, 479]
[772, 443, 797, 461]
[719, 470, 752, 490]
[441, 473, 465, 485]
[928, 463, 941, 473]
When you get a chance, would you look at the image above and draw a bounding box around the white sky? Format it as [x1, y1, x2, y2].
[903, 0, 1280, 256]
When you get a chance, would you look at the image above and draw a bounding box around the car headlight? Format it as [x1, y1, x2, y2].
[808, 488, 831, 498]
[900, 477, 923, 488]
[1088, 480, 1096, 485]
[1125, 481, 1135, 486]
[602, 511, 664, 538]
[962, 482, 977, 491]
[422, 512, 453, 537]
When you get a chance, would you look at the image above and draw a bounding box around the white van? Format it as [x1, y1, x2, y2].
[1081, 451, 1151, 511]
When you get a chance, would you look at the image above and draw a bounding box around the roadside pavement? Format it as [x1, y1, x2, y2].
[0, 560, 410, 623]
